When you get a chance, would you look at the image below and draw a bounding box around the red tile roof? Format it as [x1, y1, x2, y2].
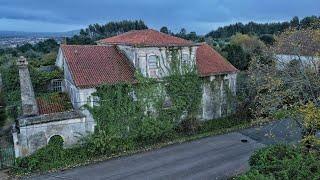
[37, 94, 72, 115]
[196, 44, 238, 76]
[98, 29, 193, 47]
[61, 45, 135, 88]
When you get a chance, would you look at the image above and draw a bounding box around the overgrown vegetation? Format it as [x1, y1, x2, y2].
[13, 47, 244, 174]
[0, 39, 61, 120]
[237, 145, 320, 180]
[13, 116, 252, 174]
[235, 23, 320, 179]
[2, 16, 319, 177]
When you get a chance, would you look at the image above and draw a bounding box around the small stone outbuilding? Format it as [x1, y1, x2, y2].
[12, 56, 95, 157]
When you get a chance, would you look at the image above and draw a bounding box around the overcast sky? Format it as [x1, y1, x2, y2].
[0, 0, 319, 34]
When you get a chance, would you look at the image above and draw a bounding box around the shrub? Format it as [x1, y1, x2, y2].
[15, 139, 91, 173]
[177, 117, 201, 135]
[17, 143, 66, 172]
[135, 117, 175, 144]
[238, 145, 320, 179]
[249, 144, 298, 169]
[237, 170, 275, 180]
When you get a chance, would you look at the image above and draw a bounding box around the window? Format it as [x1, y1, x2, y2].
[181, 53, 190, 65]
[148, 55, 158, 69]
[52, 79, 63, 92]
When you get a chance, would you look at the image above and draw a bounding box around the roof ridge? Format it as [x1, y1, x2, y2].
[61, 44, 116, 47]
[98, 29, 193, 46]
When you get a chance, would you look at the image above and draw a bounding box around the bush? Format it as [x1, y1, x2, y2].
[135, 117, 175, 144]
[238, 145, 320, 179]
[249, 144, 298, 169]
[15, 142, 91, 173]
[237, 170, 275, 180]
[177, 117, 201, 135]
[85, 130, 136, 156]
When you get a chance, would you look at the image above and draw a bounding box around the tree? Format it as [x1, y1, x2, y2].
[33, 39, 59, 53]
[246, 26, 320, 149]
[299, 102, 320, 150]
[67, 20, 148, 44]
[290, 16, 300, 28]
[160, 26, 169, 34]
[300, 16, 320, 29]
[222, 44, 250, 70]
[206, 16, 320, 39]
[230, 33, 266, 54]
[17, 43, 33, 53]
[259, 34, 275, 45]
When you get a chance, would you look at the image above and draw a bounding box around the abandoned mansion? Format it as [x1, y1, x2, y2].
[13, 29, 238, 157]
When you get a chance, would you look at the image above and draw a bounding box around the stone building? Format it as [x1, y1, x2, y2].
[56, 29, 238, 120]
[12, 56, 95, 157]
[13, 30, 239, 157]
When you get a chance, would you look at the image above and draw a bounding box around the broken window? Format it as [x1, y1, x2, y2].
[148, 55, 158, 69]
[181, 53, 190, 65]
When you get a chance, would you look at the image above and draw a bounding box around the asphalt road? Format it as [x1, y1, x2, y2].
[26, 119, 301, 180]
[27, 133, 264, 180]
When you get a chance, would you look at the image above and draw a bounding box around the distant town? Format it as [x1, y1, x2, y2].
[0, 30, 79, 48]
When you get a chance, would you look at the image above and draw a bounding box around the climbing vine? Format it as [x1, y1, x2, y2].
[87, 48, 203, 152]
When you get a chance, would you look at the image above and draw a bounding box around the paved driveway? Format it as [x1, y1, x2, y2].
[27, 133, 264, 180]
[241, 119, 301, 145]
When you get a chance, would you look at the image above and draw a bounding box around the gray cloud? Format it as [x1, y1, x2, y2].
[0, 0, 319, 33]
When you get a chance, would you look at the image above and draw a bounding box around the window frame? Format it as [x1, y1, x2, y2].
[181, 53, 190, 65]
[148, 54, 159, 69]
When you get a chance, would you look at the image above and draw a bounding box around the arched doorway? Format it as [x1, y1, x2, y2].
[48, 135, 64, 148]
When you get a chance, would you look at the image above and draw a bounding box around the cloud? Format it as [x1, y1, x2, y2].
[0, 0, 319, 33]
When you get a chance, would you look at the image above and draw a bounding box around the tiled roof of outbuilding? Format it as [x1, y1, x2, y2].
[36, 93, 72, 115]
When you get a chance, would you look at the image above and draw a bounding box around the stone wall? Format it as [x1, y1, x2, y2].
[13, 111, 94, 157]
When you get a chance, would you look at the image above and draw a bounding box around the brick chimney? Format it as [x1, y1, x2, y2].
[17, 56, 39, 116]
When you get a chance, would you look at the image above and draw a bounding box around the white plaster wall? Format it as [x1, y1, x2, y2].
[201, 73, 237, 120]
[78, 88, 97, 108]
[16, 117, 88, 157]
[55, 48, 64, 69]
[118, 45, 198, 78]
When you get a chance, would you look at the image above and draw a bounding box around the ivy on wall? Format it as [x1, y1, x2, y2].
[87, 48, 204, 152]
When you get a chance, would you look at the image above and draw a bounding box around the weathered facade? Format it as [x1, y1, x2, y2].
[57, 29, 238, 120]
[202, 73, 237, 120]
[12, 111, 91, 157]
[115, 45, 197, 78]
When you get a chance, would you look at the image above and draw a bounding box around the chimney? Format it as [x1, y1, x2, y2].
[17, 56, 39, 116]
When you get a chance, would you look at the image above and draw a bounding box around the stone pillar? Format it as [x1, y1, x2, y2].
[17, 56, 39, 116]
[12, 126, 21, 158]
